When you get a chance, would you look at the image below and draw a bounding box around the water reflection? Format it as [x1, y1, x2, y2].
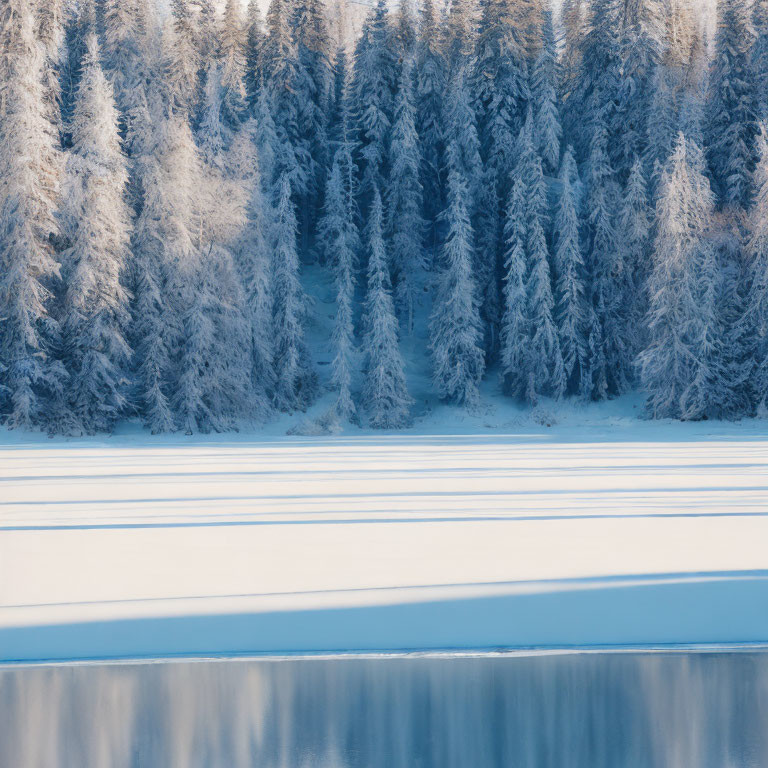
[2, 651, 767, 767]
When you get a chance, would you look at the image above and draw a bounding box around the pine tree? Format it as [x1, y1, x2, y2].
[361, 188, 412, 428]
[554, 146, 590, 396]
[754, 0, 768, 120]
[0, 0, 64, 429]
[444, 0, 478, 73]
[271, 172, 317, 412]
[59, 36, 133, 434]
[430, 156, 485, 408]
[706, 0, 760, 209]
[638, 133, 729, 420]
[319, 151, 360, 423]
[386, 59, 425, 334]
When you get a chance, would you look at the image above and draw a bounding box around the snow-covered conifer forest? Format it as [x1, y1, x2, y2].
[1, 0, 767, 435]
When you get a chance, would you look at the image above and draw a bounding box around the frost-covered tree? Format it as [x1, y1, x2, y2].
[167, 0, 201, 119]
[638, 133, 730, 420]
[59, 36, 132, 434]
[611, 0, 665, 181]
[197, 61, 227, 166]
[499, 175, 529, 398]
[566, 0, 621, 159]
[531, 9, 561, 175]
[0, 0, 63, 429]
[36, 0, 65, 137]
[746, 125, 768, 413]
[61, 0, 100, 143]
[444, 0, 478, 72]
[585, 112, 628, 399]
[430, 157, 485, 408]
[619, 155, 653, 358]
[416, 0, 446, 230]
[245, 0, 264, 104]
[228, 120, 276, 418]
[501, 115, 564, 404]
[474, 0, 530, 203]
[386, 60, 425, 334]
[271, 172, 317, 412]
[706, 0, 760, 208]
[361, 188, 412, 428]
[554, 146, 590, 397]
[219, 0, 249, 131]
[442, 64, 483, 214]
[319, 151, 360, 423]
[352, 0, 396, 208]
[754, 0, 768, 120]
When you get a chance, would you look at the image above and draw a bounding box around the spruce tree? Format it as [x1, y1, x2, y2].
[352, 0, 396, 208]
[531, 10, 562, 175]
[706, 0, 760, 208]
[228, 120, 276, 419]
[585, 112, 628, 399]
[416, 0, 446, 232]
[430, 157, 485, 408]
[60, 36, 133, 434]
[361, 188, 412, 429]
[619, 155, 653, 359]
[220, 0, 249, 132]
[386, 59, 425, 334]
[638, 133, 729, 420]
[271, 172, 317, 412]
[747, 125, 768, 413]
[554, 146, 590, 397]
[319, 151, 360, 423]
[0, 0, 63, 429]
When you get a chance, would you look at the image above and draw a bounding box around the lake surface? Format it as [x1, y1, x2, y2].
[2, 650, 767, 767]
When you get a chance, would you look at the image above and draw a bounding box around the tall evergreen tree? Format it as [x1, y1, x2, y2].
[554, 146, 590, 397]
[245, 0, 265, 105]
[639, 133, 732, 420]
[746, 125, 768, 413]
[60, 36, 132, 434]
[352, 0, 396, 208]
[531, 9, 561, 175]
[706, 0, 760, 208]
[386, 59, 425, 334]
[271, 172, 317, 411]
[584, 112, 628, 399]
[501, 115, 564, 404]
[416, 0, 446, 233]
[219, 0, 249, 131]
[228, 120, 276, 419]
[0, 0, 63, 429]
[319, 151, 360, 423]
[361, 188, 412, 428]
[430, 156, 485, 408]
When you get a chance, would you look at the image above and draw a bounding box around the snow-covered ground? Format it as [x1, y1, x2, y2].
[2, 400, 768, 662]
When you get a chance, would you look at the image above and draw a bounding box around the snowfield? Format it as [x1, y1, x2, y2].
[2, 401, 768, 662]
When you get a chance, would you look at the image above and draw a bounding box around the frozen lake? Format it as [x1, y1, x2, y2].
[2, 650, 768, 767]
[2, 424, 768, 660]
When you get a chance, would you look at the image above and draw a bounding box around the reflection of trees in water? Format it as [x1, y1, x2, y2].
[1, 652, 766, 767]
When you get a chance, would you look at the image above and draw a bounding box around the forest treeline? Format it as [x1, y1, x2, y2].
[1, 0, 768, 434]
